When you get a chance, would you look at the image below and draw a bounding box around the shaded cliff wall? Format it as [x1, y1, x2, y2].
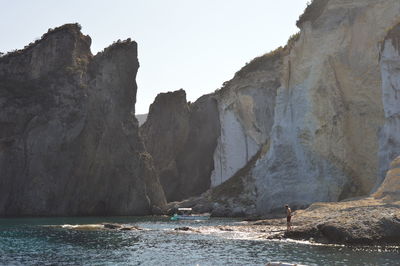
[0, 24, 166, 216]
[377, 23, 400, 188]
[253, 0, 400, 213]
[140, 90, 220, 202]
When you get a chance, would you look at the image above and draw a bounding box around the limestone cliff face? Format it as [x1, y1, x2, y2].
[0, 24, 166, 216]
[211, 50, 283, 187]
[252, 0, 400, 214]
[377, 23, 400, 188]
[163, 0, 400, 217]
[140, 90, 220, 202]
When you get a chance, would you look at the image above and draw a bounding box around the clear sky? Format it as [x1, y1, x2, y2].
[0, 0, 309, 114]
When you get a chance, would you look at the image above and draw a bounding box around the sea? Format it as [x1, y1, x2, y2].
[0, 216, 399, 265]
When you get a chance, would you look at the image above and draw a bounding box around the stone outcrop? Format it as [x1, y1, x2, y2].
[0, 24, 166, 216]
[373, 156, 400, 201]
[284, 156, 400, 245]
[140, 90, 220, 202]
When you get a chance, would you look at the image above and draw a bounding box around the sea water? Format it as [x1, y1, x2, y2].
[0, 216, 399, 265]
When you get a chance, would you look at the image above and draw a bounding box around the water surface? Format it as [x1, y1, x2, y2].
[0, 216, 398, 265]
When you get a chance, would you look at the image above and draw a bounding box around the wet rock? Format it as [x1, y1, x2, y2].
[119, 226, 142, 231]
[174, 227, 191, 231]
[102, 223, 142, 231]
[218, 227, 233, 232]
[103, 223, 122, 230]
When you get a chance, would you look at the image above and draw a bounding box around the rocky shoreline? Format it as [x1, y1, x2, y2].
[166, 156, 400, 246]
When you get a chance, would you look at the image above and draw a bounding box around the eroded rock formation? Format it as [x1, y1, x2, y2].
[253, 0, 400, 213]
[170, 0, 400, 217]
[377, 22, 400, 188]
[140, 90, 220, 202]
[211, 49, 283, 188]
[284, 156, 400, 245]
[0, 24, 166, 216]
[164, 49, 285, 216]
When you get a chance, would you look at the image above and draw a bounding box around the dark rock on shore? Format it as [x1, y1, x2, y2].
[0, 24, 166, 216]
[140, 90, 220, 202]
[174, 226, 200, 233]
[102, 223, 142, 231]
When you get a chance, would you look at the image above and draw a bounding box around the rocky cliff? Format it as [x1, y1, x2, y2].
[253, 0, 400, 212]
[168, 0, 400, 216]
[211, 49, 283, 188]
[0, 24, 166, 216]
[377, 22, 400, 189]
[284, 156, 400, 245]
[140, 90, 220, 202]
[252, 0, 400, 213]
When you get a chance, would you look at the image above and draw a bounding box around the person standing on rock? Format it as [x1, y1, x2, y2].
[285, 204, 292, 231]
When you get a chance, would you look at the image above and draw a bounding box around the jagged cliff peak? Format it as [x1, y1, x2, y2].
[0, 23, 94, 80]
[217, 30, 298, 95]
[149, 89, 187, 110]
[296, 0, 330, 27]
[94, 38, 137, 61]
[0, 23, 91, 61]
[143, 89, 189, 127]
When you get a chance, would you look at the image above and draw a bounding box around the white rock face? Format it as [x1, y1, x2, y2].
[210, 53, 282, 187]
[252, 0, 400, 213]
[377, 25, 400, 188]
